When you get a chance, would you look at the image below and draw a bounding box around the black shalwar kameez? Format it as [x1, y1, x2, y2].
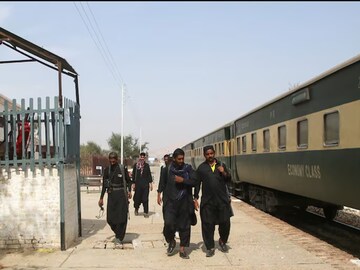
[195, 159, 232, 250]
[100, 163, 132, 241]
[158, 162, 197, 247]
[132, 162, 152, 214]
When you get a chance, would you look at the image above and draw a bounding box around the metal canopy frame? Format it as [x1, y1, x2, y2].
[0, 27, 80, 107]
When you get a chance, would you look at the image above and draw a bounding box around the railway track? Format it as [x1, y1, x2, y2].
[264, 205, 360, 259]
[307, 206, 360, 233]
[232, 193, 360, 256]
[237, 200, 360, 269]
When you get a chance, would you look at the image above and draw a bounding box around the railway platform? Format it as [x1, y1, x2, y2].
[0, 165, 359, 270]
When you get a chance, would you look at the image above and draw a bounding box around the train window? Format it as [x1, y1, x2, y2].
[251, 133, 257, 152]
[324, 112, 339, 146]
[242, 135, 247, 153]
[263, 129, 270, 152]
[236, 137, 241, 154]
[297, 119, 308, 148]
[278, 125, 286, 150]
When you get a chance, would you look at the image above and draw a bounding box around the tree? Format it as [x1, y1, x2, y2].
[80, 141, 103, 175]
[107, 132, 149, 159]
[80, 141, 102, 155]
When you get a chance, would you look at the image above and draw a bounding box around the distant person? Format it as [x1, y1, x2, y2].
[98, 152, 132, 246]
[160, 154, 171, 175]
[16, 111, 31, 158]
[132, 152, 153, 218]
[158, 154, 180, 239]
[157, 154, 172, 226]
[157, 148, 198, 259]
[158, 154, 172, 205]
[194, 145, 233, 257]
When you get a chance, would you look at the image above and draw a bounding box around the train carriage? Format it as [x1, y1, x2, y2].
[234, 54, 360, 218]
[189, 122, 233, 170]
[183, 142, 195, 169]
[183, 54, 360, 220]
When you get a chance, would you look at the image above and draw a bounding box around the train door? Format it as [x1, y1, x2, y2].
[229, 124, 237, 181]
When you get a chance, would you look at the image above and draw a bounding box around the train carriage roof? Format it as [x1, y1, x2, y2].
[182, 54, 360, 148]
[187, 120, 234, 146]
[235, 53, 360, 122]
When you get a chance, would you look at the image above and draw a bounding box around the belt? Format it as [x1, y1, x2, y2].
[111, 183, 122, 187]
[112, 187, 125, 191]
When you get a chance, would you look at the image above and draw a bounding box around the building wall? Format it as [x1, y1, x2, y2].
[0, 165, 79, 249]
[63, 164, 79, 249]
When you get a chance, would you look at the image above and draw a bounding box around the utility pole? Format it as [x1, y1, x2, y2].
[139, 127, 142, 153]
[121, 83, 125, 165]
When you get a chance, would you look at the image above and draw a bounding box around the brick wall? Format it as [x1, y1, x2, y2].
[0, 165, 79, 250]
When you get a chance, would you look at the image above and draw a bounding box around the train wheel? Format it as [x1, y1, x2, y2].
[323, 206, 337, 220]
[242, 184, 250, 203]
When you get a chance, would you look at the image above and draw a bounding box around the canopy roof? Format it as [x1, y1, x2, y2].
[0, 27, 79, 106]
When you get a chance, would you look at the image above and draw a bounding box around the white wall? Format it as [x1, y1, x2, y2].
[0, 165, 79, 249]
[63, 164, 79, 248]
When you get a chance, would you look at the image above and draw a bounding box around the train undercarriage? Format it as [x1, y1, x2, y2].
[230, 182, 342, 220]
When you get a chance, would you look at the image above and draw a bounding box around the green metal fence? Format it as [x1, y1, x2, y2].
[0, 96, 80, 170]
[0, 96, 82, 249]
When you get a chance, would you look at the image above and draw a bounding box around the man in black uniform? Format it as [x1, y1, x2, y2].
[159, 154, 171, 177]
[157, 153, 172, 226]
[194, 145, 233, 257]
[98, 152, 132, 246]
[132, 152, 153, 218]
[157, 153, 172, 217]
[157, 148, 197, 259]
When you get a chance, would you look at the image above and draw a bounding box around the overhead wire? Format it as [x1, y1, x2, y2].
[73, 1, 143, 137]
[85, 2, 125, 85]
[84, 2, 138, 129]
[73, 2, 122, 87]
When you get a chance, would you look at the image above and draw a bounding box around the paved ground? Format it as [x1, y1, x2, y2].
[1, 165, 359, 269]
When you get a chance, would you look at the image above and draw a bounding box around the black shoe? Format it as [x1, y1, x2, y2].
[179, 250, 189, 259]
[206, 248, 215, 257]
[144, 213, 149, 218]
[166, 240, 176, 256]
[218, 239, 228, 253]
[134, 209, 139, 216]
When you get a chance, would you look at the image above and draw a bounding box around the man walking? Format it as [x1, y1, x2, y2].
[132, 152, 153, 218]
[98, 152, 132, 247]
[157, 153, 172, 217]
[157, 148, 197, 259]
[194, 145, 233, 257]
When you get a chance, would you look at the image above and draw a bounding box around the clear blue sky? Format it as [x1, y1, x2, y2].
[1, 2, 360, 158]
